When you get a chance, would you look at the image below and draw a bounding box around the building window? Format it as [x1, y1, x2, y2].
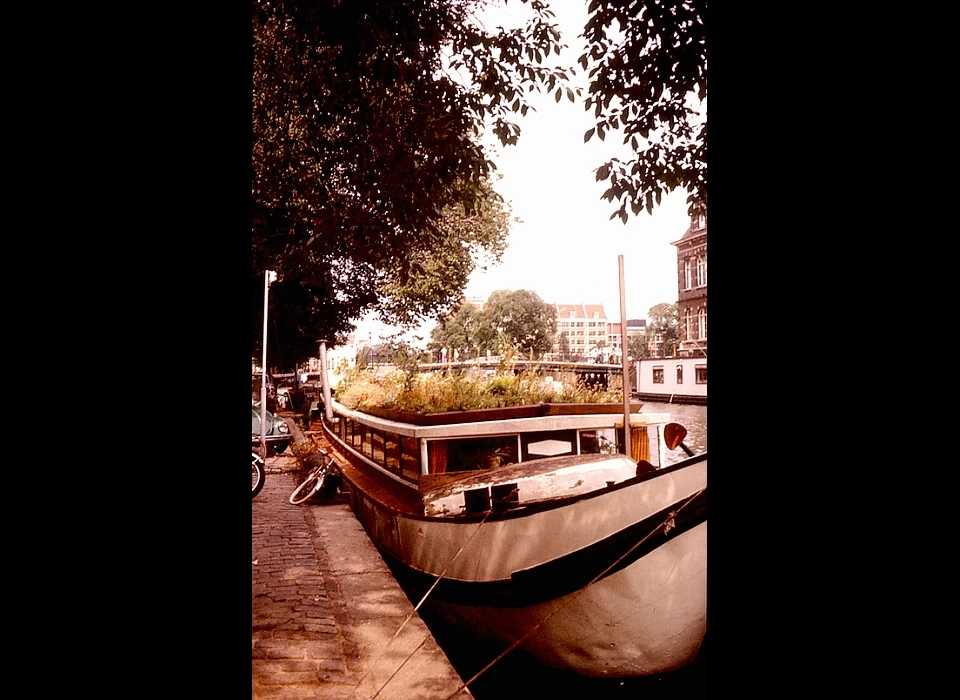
[697, 307, 707, 339]
[684, 308, 693, 341]
[684, 259, 692, 289]
[695, 365, 707, 384]
[696, 254, 707, 286]
[676, 365, 683, 384]
[569, 311, 576, 318]
[652, 366, 664, 384]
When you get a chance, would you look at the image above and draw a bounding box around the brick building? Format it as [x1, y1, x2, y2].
[672, 203, 707, 357]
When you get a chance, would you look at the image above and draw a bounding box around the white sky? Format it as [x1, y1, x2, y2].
[353, 0, 691, 347]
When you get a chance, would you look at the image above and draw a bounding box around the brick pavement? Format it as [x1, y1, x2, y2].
[252, 450, 472, 700]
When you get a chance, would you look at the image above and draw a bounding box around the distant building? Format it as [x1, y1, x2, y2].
[607, 322, 623, 359]
[553, 303, 608, 360]
[672, 202, 707, 357]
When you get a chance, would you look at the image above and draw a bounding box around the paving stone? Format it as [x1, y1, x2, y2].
[253, 448, 471, 699]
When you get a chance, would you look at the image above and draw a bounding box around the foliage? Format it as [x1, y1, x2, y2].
[253, 0, 579, 363]
[429, 289, 557, 359]
[428, 303, 487, 359]
[646, 302, 680, 357]
[334, 365, 621, 414]
[628, 332, 650, 360]
[580, 0, 707, 221]
[481, 289, 557, 357]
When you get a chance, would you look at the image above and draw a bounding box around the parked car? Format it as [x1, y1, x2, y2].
[252, 373, 277, 410]
[252, 405, 291, 456]
[296, 372, 324, 416]
[273, 373, 299, 411]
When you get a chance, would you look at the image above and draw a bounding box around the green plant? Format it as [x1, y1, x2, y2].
[333, 365, 621, 414]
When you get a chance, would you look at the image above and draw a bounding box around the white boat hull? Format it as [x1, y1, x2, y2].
[345, 458, 707, 678]
[421, 523, 706, 677]
[320, 402, 707, 678]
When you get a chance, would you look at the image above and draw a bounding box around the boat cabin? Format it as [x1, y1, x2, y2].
[324, 400, 674, 517]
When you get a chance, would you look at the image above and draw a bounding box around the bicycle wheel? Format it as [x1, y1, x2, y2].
[252, 452, 265, 499]
[289, 467, 325, 505]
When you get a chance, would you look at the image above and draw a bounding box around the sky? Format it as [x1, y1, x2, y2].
[353, 0, 693, 347]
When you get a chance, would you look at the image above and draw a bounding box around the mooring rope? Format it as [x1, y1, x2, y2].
[351, 494, 507, 700]
[440, 487, 706, 700]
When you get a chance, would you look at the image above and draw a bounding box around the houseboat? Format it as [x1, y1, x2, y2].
[314, 379, 708, 678]
[631, 357, 707, 405]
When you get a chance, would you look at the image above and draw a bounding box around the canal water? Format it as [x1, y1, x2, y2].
[409, 402, 708, 699]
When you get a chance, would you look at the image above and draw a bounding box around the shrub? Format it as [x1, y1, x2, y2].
[333, 366, 621, 413]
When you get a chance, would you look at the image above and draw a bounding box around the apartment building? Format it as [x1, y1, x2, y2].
[553, 303, 608, 360]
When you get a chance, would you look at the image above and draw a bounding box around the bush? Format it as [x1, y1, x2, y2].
[333, 366, 620, 413]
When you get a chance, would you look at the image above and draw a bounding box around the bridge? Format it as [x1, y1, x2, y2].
[415, 359, 626, 390]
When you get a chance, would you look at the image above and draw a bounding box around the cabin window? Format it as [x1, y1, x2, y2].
[652, 366, 664, 384]
[400, 436, 420, 480]
[371, 429, 386, 467]
[580, 428, 617, 454]
[384, 432, 400, 474]
[676, 365, 683, 384]
[696, 364, 707, 384]
[361, 425, 373, 458]
[521, 430, 577, 460]
[345, 418, 357, 448]
[429, 436, 518, 473]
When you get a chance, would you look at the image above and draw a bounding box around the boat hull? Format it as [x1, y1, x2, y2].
[405, 523, 706, 677]
[319, 402, 707, 678]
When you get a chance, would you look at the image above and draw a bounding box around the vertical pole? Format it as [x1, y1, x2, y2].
[319, 340, 334, 422]
[259, 271, 271, 458]
[618, 255, 631, 460]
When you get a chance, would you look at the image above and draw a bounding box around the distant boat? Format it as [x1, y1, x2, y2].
[630, 357, 707, 405]
[315, 387, 707, 678]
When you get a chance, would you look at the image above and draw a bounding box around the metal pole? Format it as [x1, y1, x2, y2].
[259, 271, 271, 458]
[319, 340, 334, 422]
[618, 255, 631, 460]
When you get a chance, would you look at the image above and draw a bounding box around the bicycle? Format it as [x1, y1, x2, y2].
[252, 451, 265, 499]
[289, 447, 341, 505]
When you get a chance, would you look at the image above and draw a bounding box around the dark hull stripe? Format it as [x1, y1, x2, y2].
[378, 488, 707, 608]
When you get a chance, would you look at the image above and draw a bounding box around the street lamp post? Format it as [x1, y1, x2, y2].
[258, 270, 276, 458]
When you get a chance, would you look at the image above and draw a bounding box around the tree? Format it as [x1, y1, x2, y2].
[428, 303, 486, 359]
[430, 289, 558, 360]
[557, 331, 572, 361]
[253, 0, 579, 358]
[628, 332, 650, 360]
[646, 302, 680, 358]
[580, 0, 707, 221]
[482, 289, 557, 358]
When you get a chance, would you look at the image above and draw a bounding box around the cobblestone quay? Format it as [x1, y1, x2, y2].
[253, 447, 471, 700]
